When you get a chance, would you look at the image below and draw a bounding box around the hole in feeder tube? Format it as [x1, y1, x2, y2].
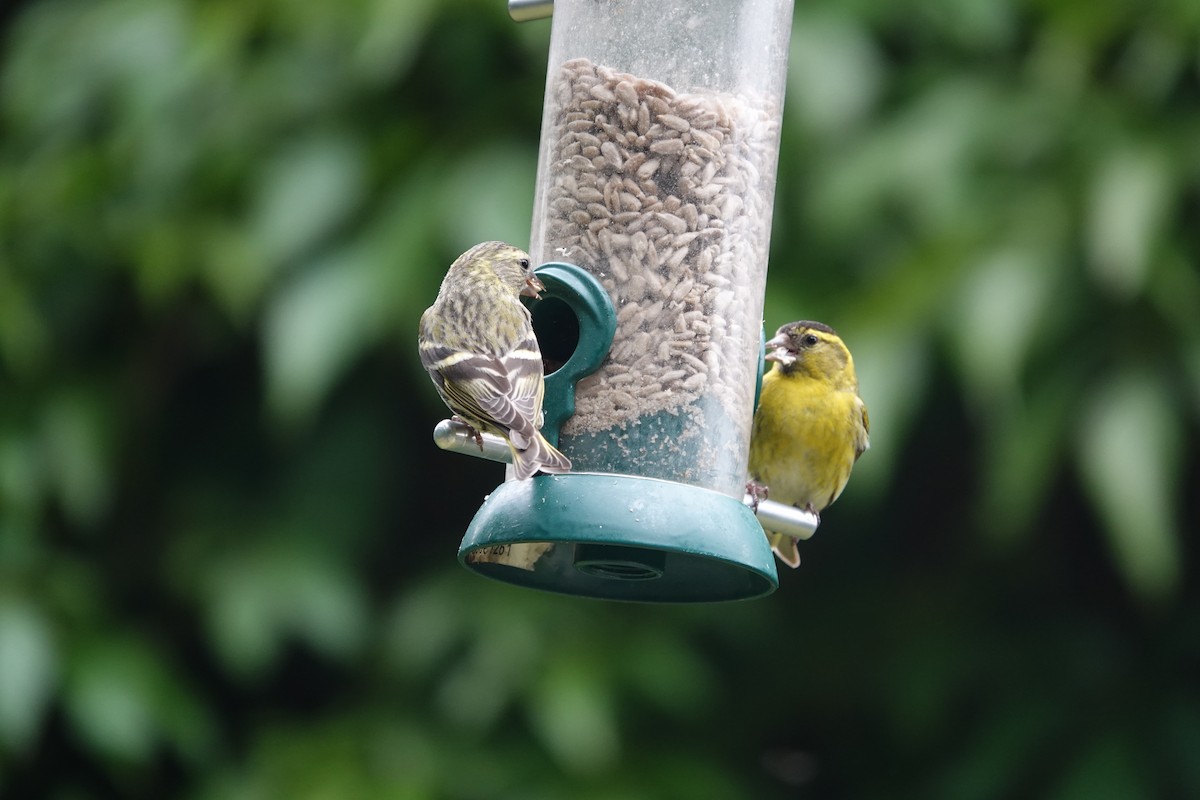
[531, 296, 580, 375]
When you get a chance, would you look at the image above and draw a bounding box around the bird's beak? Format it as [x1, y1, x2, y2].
[764, 349, 795, 365]
[764, 332, 795, 366]
[522, 274, 546, 299]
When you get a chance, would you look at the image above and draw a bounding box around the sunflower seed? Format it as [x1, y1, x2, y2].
[535, 57, 781, 491]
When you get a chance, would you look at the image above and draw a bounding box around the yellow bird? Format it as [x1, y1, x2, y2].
[747, 321, 870, 568]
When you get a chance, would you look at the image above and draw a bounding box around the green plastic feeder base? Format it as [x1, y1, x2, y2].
[459, 473, 778, 602]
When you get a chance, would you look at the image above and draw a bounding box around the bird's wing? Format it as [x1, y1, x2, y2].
[476, 332, 546, 445]
[854, 397, 870, 461]
[427, 337, 544, 447]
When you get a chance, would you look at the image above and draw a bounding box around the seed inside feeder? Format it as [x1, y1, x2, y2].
[533, 58, 781, 495]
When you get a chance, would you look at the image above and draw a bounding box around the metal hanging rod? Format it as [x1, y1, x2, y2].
[509, 0, 553, 22]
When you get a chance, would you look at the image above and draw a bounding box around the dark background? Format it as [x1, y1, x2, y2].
[1, 0, 1198, 797]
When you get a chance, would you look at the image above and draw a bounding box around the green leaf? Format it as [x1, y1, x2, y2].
[250, 131, 366, 270]
[203, 543, 368, 677]
[0, 273, 51, 378]
[926, 697, 1063, 800]
[434, 624, 538, 733]
[787, 13, 883, 137]
[63, 634, 215, 763]
[40, 385, 113, 528]
[619, 629, 713, 716]
[835, 328, 931, 496]
[1085, 147, 1171, 298]
[978, 376, 1074, 547]
[0, 0, 185, 138]
[811, 78, 995, 237]
[0, 599, 57, 752]
[947, 245, 1053, 408]
[0, 431, 46, 525]
[527, 653, 619, 775]
[66, 652, 157, 760]
[919, 0, 1017, 49]
[436, 142, 538, 252]
[353, 0, 437, 81]
[263, 249, 389, 427]
[1076, 372, 1183, 602]
[384, 578, 470, 678]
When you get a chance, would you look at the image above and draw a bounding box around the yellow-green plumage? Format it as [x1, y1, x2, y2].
[418, 241, 571, 480]
[748, 321, 869, 568]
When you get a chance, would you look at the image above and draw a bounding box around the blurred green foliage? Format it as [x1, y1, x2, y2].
[1, 0, 1198, 797]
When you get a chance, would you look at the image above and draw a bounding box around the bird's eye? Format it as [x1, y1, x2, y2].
[519, 258, 530, 270]
[802, 334, 819, 347]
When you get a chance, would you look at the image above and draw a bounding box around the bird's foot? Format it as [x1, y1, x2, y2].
[453, 416, 485, 452]
[804, 503, 821, 525]
[746, 480, 769, 512]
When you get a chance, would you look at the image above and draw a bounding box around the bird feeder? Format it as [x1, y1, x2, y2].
[440, 0, 803, 601]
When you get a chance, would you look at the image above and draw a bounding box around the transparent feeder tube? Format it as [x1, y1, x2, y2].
[529, 0, 794, 497]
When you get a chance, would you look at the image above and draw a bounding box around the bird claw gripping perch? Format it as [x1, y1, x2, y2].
[741, 494, 820, 543]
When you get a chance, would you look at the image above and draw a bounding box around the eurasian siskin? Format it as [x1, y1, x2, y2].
[418, 241, 571, 480]
[748, 320, 870, 568]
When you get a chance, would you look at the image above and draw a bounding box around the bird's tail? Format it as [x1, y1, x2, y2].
[767, 531, 801, 569]
[509, 432, 572, 480]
